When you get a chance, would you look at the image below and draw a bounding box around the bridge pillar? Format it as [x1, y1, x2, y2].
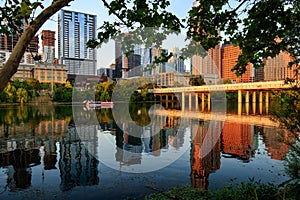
[182, 92, 185, 111]
[265, 91, 269, 115]
[259, 91, 263, 103]
[207, 93, 211, 112]
[246, 101, 249, 115]
[259, 102, 263, 115]
[245, 91, 249, 103]
[166, 95, 169, 109]
[189, 93, 192, 111]
[252, 91, 256, 114]
[195, 93, 199, 111]
[252, 91, 256, 103]
[238, 90, 242, 103]
[252, 102, 256, 115]
[259, 91, 263, 114]
[238, 90, 242, 115]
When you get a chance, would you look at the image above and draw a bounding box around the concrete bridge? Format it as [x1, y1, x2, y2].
[150, 80, 292, 114]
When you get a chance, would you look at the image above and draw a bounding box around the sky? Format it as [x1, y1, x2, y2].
[38, 0, 194, 69]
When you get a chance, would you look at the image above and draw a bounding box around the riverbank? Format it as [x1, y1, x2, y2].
[145, 180, 297, 200]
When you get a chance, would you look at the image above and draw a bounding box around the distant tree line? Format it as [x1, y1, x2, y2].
[0, 79, 42, 103]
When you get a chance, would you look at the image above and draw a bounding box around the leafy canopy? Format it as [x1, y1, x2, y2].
[0, 0, 299, 76]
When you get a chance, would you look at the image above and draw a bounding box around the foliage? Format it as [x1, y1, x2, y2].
[16, 87, 28, 103]
[221, 79, 232, 84]
[189, 75, 206, 86]
[87, 0, 182, 52]
[0, 0, 299, 92]
[283, 139, 300, 199]
[187, 0, 300, 76]
[0, 0, 45, 34]
[26, 78, 41, 91]
[112, 77, 150, 101]
[3, 82, 16, 103]
[270, 88, 300, 198]
[65, 81, 73, 89]
[146, 179, 294, 200]
[0, 80, 42, 103]
[52, 85, 72, 102]
[270, 88, 300, 133]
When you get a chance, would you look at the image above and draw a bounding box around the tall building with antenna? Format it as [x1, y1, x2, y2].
[58, 10, 97, 75]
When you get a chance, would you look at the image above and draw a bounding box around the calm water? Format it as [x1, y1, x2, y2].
[0, 103, 294, 199]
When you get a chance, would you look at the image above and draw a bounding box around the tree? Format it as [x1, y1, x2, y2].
[0, 0, 73, 92]
[189, 75, 206, 86]
[187, 0, 300, 76]
[1, 0, 299, 92]
[16, 87, 28, 104]
[65, 81, 73, 89]
[27, 78, 40, 90]
[4, 82, 16, 102]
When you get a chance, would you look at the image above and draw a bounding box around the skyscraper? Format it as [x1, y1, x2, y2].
[191, 1, 221, 84]
[264, 51, 299, 81]
[221, 43, 255, 83]
[0, 34, 39, 64]
[41, 30, 55, 64]
[58, 10, 97, 75]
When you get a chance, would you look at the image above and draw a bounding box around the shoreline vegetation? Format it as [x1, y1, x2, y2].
[0, 78, 276, 104]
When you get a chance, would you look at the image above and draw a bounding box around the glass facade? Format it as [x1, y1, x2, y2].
[58, 10, 97, 75]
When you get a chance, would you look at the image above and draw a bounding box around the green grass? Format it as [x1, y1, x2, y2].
[145, 179, 297, 200]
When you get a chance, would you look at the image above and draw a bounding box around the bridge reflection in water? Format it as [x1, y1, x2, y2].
[0, 105, 294, 194]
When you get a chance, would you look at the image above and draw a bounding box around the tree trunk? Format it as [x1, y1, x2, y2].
[0, 0, 73, 92]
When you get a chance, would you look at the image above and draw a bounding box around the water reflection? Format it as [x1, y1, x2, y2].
[190, 120, 220, 189]
[0, 104, 295, 198]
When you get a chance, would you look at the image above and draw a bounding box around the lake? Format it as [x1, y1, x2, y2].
[0, 103, 294, 199]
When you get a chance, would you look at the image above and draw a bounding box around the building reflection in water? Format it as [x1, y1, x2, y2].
[114, 116, 185, 167]
[221, 122, 255, 162]
[59, 125, 99, 191]
[0, 105, 296, 194]
[259, 127, 294, 160]
[0, 148, 40, 191]
[190, 119, 221, 189]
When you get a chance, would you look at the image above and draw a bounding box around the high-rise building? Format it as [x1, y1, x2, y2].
[221, 43, 255, 83]
[191, 45, 221, 84]
[41, 30, 55, 64]
[0, 35, 38, 53]
[0, 34, 39, 64]
[168, 47, 185, 73]
[58, 10, 97, 75]
[190, 1, 221, 84]
[264, 51, 299, 81]
[114, 41, 143, 78]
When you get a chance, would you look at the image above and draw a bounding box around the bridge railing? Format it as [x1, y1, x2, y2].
[150, 80, 291, 93]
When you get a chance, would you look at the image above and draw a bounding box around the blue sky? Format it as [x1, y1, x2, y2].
[39, 0, 195, 69]
[41, 0, 194, 32]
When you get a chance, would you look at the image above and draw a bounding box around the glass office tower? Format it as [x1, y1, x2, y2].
[58, 10, 97, 75]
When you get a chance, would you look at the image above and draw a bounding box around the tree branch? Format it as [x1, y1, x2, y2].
[0, 0, 73, 91]
[100, 0, 131, 27]
[232, 0, 250, 13]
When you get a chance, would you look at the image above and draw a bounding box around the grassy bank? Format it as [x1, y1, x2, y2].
[145, 180, 297, 200]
